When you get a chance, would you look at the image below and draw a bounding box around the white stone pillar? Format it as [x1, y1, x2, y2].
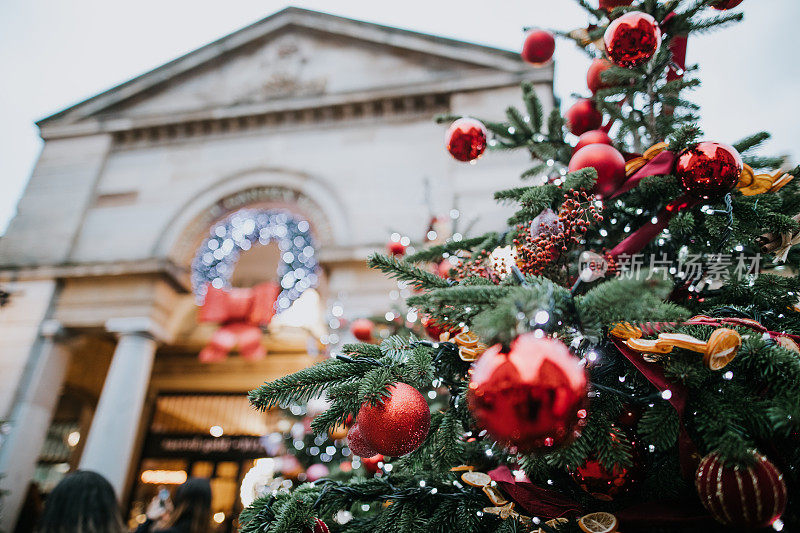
[78, 317, 163, 499]
[0, 320, 70, 533]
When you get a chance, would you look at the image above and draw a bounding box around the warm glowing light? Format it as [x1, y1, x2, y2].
[210, 425, 224, 437]
[141, 470, 188, 484]
[66, 431, 81, 447]
[213, 512, 225, 524]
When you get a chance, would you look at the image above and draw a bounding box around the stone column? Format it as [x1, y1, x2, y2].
[0, 320, 70, 532]
[78, 317, 163, 499]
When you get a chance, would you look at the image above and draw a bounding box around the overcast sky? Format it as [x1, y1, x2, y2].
[1, 0, 797, 235]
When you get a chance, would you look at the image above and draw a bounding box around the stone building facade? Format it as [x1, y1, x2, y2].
[0, 7, 552, 529]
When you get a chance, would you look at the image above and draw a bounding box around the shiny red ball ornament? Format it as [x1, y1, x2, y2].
[571, 455, 639, 501]
[521, 30, 556, 65]
[711, 0, 743, 9]
[361, 454, 384, 474]
[351, 318, 374, 342]
[387, 240, 406, 256]
[676, 142, 743, 200]
[346, 424, 378, 458]
[565, 99, 603, 136]
[446, 118, 488, 162]
[573, 129, 614, 155]
[303, 518, 329, 533]
[356, 383, 431, 457]
[599, 0, 633, 9]
[696, 450, 787, 529]
[604, 11, 662, 68]
[569, 143, 627, 198]
[420, 314, 453, 340]
[467, 334, 588, 451]
[587, 58, 614, 94]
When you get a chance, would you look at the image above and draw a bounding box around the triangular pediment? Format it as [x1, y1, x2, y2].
[39, 7, 542, 129]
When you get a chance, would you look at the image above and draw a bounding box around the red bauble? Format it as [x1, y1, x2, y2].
[604, 12, 662, 68]
[446, 118, 488, 162]
[695, 450, 787, 529]
[420, 314, 453, 340]
[569, 143, 627, 198]
[587, 58, 613, 94]
[351, 318, 374, 342]
[303, 518, 329, 533]
[387, 240, 406, 256]
[346, 424, 378, 458]
[361, 454, 384, 474]
[565, 99, 603, 136]
[711, 0, 743, 9]
[573, 129, 614, 155]
[521, 30, 556, 65]
[467, 334, 587, 451]
[356, 383, 431, 457]
[676, 142, 742, 199]
[599, 0, 633, 9]
[571, 455, 640, 501]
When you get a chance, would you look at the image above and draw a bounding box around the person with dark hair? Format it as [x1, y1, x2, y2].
[136, 478, 212, 533]
[35, 470, 124, 533]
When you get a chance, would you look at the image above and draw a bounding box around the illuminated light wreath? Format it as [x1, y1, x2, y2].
[191, 209, 319, 311]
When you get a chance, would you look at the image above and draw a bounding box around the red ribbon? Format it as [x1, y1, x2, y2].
[609, 193, 699, 259]
[197, 282, 279, 362]
[611, 150, 677, 198]
[488, 465, 580, 519]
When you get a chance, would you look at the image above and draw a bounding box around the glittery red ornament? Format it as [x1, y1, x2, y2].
[446, 118, 488, 162]
[565, 99, 603, 136]
[521, 30, 556, 65]
[346, 424, 378, 458]
[587, 58, 613, 94]
[303, 518, 329, 533]
[467, 334, 588, 451]
[573, 129, 614, 155]
[571, 455, 640, 501]
[695, 450, 787, 529]
[569, 143, 627, 198]
[351, 318, 374, 342]
[604, 11, 662, 67]
[676, 142, 743, 200]
[387, 240, 406, 256]
[711, 0, 743, 9]
[361, 454, 384, 474]
[599, 0, 633, 9]
[356, 383, 431, 457]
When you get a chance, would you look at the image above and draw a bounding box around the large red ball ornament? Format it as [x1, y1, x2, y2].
[356, 383, 431, 457]
[587, 58, 613, 94]
[676, 142, 743, 199]
[467, 334, 588, 451]
[521, 30, 556, 65]
[446, 118, 488, 162]
[599, 0, 633, 9]
[351, 318, 374, 342]
[346, 424, 378, 458]
[569, 143, 627, 198]
[604, 11, 662, 68]
[303, 518, 330, 533]
[711, 0, 743, 9]
[695, 450, 787, 529]
[571, 455, 640, 501]
[573, 129, 614, 155]
[565, 99, 603, 136]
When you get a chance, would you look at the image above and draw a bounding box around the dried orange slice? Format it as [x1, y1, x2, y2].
[461, 471, 491, 487]
[454, 331, 479, 347]
[579, 512, 618, 533]
[450, 465, 473, 472]
[704, 328, 741, 370]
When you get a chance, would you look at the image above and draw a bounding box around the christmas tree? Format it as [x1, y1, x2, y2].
[241, 1, 799, 531]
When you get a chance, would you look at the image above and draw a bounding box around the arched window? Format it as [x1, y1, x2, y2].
[190, 209, 319, 311]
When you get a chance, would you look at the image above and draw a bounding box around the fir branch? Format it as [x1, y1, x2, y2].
[368, 253, 450, 289]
